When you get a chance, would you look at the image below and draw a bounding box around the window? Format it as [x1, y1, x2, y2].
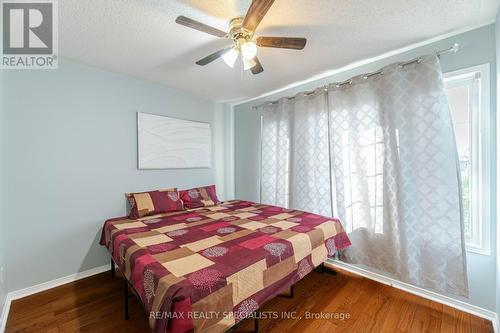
[444, 64, 491, 255]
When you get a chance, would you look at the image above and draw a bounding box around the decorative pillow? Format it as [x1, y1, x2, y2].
[179, 185, 220, 209]
[126, 189, 183, 219]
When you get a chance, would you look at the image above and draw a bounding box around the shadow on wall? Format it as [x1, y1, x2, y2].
[67, 226, 149, 330]
[78, 200, 130, 275]
[79, 228, 109, 273]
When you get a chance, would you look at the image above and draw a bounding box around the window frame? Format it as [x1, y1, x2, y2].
[443, 64, 491, 256]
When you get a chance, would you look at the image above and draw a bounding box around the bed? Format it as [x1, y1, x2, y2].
[100, 199, 351, 333]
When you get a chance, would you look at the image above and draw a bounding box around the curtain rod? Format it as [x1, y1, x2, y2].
[251, 43, 460, 109]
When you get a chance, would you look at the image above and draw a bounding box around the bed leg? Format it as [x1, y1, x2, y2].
[254, 312, 259, 333]
[124, 280, 129, 320]
[111, 258, 115, 278]
[319, 262, 338, 276]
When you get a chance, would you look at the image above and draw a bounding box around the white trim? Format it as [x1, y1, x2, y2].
[493, 315, 500, 333]
[0, 261, 498, 332]
[496, 9, 500, 324]
[0, 264, 109, 332]
[443, 64, 491, 256]
[229, 20, 495, 108]
[326, 259, 498, 332]
[7, 264, 109, 301]
[0, 295, 11, 333]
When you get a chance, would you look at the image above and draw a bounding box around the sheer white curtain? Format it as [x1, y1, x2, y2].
[261, 91, 332, 216]
[260, 55, 468, 296]
[261, 101, 291, 209]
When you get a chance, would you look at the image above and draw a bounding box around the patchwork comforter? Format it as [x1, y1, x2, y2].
[100, 200, 351, 333]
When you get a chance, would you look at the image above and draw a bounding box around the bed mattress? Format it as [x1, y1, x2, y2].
[100, 200, 351, 333]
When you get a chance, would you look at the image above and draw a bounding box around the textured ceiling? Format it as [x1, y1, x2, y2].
[60, 0, 500, 102]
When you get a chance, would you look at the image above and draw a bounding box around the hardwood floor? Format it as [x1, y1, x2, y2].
[6, 267, 493, 333]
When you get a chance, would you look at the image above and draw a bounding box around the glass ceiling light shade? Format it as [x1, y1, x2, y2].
[222, 48, 239, 68]
[243, 58, 257, 71]
[241, 41, 257, 60]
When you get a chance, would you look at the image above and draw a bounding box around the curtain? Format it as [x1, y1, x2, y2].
[261, 91, 332, 216]
[261, 101, 291, 209]
[259, 55, 468, 297]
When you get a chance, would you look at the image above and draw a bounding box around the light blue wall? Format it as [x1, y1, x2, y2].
[0, 69, 7, 319]
[1, 22, 497, 318]
[233, 24, 497, 311]
[495, 10, 500, 317]
[3, 58, 229, 292]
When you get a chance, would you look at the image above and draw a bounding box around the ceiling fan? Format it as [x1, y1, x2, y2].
[175, 0, 307, 74]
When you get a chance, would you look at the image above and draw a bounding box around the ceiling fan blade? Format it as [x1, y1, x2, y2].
[242, 0, 275, 33]
[251, 57, 264, 74]
[196, 47, 233, 66]
[257, 37, 307, 50]
[175, 16, 227, 38]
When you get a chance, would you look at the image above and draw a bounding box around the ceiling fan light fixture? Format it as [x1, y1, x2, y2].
[241, 41, 257, 60]
[177, 0, 308, 75]
[222, 48, 239, 68]
[243, 58, 257, 71]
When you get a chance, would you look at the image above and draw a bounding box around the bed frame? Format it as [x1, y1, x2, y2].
[111, 258, 335, 333]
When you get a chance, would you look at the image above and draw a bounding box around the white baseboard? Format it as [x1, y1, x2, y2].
[7, 264, 109, 301]
[0, 264, 109, 333]
[0, 296, 11, 333]
[492, 315, 499, 333]
[1, 261, 498, 333]
[326, 259, 499, 332]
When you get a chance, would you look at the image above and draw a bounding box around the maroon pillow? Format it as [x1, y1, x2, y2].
[126, 189, 183, 219]
[180, 185, 220, 209]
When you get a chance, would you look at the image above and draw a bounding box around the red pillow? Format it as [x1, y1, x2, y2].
[180, 185, 220, 209]
[126, 189, 183, 219]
